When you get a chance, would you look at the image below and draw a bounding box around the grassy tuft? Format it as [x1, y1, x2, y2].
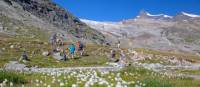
[0, 71, 27, 84]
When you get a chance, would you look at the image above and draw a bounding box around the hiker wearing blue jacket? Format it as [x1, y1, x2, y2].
[69, 44, 76, 58]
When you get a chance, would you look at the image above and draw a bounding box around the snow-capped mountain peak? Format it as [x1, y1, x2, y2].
[181, 12, 200, 17]
[138, 10, 173, 19]
[146, 12, 172, 18]
[146, 12, 162, 16]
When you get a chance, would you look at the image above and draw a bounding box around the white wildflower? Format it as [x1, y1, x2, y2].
[10, 82, 13, 86]
[35, 79, 39, 83]
[72, 84, 77, 87]
[47, 84, 51, 87]
[36, 83, 39, 86]
[60, 82, 65, 87]
[43, 83, 47, 86]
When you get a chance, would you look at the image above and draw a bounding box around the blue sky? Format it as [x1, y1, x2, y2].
[53, 0, 200, 21]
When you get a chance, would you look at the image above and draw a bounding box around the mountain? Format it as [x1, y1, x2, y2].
[174, 12, 200, 21]
[0, 0, 105, 44]
[81, 11, 200, 55]
[137, 10, 173, 21]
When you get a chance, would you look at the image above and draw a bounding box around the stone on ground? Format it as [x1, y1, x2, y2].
[42, 51, 50, 56]
[4, 61, 29, 71]
[52, 52, 63, 60]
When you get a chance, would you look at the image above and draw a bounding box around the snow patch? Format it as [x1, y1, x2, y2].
[146, 12, 172, 18]
[181, 12, 200, 17]
[163, 15, 173, 18]
[147, 12, 172, 18]
[146, 12, 162, 16]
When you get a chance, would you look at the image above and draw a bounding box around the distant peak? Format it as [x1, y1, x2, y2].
[138, 10, 148, 17]
[138, 10, 172, 19]
[180, 12, 200, 17]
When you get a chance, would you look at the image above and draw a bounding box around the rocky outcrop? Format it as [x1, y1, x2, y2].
[4, 61, 29, 71]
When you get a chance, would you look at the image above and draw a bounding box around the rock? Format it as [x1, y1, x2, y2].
[2, 48, 6, 51]
[4, 61, 29, 71]
[0, 26, 3, 32]
[142, 63, 164, 71]
[42, 51, 50, 56]
[44, 42, 48, 45]
[10, 45, 14, 49]
[52, 52, 63, 60]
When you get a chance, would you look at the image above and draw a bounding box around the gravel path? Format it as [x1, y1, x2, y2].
[3, 61, 200, 80]
[3, 61, 122, 73]
[30, 66, 120, 73]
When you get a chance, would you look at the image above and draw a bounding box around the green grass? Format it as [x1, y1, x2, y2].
[139, 58, 164, 64]
[0, 38, 51, 67]
[177, 70, 200, 75]
[119, 67, 200, 87]
[134, 48, 200, 63]
[24, 54, 108, 68]
[138, 57, 174, 65]
[24, 67, 200, 87]
[0, 66, 200, 87]
[0, 71, 27, 84]
[0, 37, 110, 68]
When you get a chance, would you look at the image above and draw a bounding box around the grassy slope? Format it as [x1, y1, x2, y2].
[1, 36, 200, 68]
[177, 70, 200, 75]
[1, 37, 200, 87]
[135, 48, 200, 63]
[0, 37, 110, 68]
[1, 66, 200, 87]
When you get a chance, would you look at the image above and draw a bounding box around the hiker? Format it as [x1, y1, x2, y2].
[19, 51, 30, 62]
[69, 44, 76, 59]
[62, 50, 68, 61]
[50, 33, 57, 52]
[62, 48, 69, 61]
[119, 50, 126, 64]
[76, 41, 85, 56]
[110, 49, 118, 62]
[117, 40, 120, 48]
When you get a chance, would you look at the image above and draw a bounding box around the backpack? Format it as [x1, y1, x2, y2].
[80, 43, 84, 48]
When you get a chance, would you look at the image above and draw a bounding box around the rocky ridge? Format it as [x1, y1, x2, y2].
[0, 0, 105, 44]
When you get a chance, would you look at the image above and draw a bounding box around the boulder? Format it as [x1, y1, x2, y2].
[2, 48, 6, 51]
[42, 51, 50, 56]
[4, 61, 29, 71]
[52, 52, 63, 60]
[44, 42, 48, 45]
[10, 45, 14, 49]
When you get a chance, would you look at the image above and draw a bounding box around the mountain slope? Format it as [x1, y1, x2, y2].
[0, 0, 105, 43]
[81, 11, 200, 55]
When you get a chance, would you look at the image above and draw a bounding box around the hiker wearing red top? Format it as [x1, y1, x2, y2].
[76, 41, 85, 56]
